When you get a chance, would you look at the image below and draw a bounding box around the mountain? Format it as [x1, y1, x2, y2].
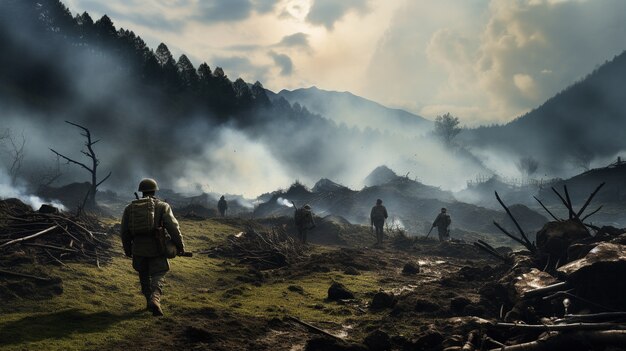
[270, 86, 432, 137]
[460, 50, 626, 176]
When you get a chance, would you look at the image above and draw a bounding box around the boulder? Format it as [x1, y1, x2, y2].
[370, 291, 397, 310]
[402, 262, 420, 275]
[363, 330, 391, 351]
[327, 282, 354, 301]
[558, 242, 626, 310]
[536, 220, 590, 263]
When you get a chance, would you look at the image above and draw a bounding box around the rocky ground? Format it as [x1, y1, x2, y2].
[1, 202, 625, 351]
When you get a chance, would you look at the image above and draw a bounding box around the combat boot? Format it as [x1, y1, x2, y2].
[149, 290, 164, 317]
[144, 294, 151, 311]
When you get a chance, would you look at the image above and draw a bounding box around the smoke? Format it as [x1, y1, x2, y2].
[0, 169, 66, 211]
[276, 197, 294, 207]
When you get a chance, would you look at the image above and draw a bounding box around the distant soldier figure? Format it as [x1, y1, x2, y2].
[121, 178, 186, 316]
[432, 207, 451, 242]
[217, 195, 228, 217]
[294, 204, 316, 244]
[370, 199, 388, 245]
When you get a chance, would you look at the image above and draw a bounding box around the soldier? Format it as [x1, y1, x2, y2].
[370, 199, 388, 245]
[432, 207, 451, 242]
[217, 195, 228, 217]
[295, 204, 315, 244]
[121, 178, 185, 316]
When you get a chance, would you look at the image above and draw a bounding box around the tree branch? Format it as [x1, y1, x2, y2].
[96, 171, 112, 187]
[49, 148, 92, 173]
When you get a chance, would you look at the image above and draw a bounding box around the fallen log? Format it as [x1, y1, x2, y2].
[286, 316, 345, 341]
[0, 268, 53, 281]
[495, 322, 626, 331]
[0, 225, 59, 248]
[487, 330, 626, 351]
[522, 281, 568, 298]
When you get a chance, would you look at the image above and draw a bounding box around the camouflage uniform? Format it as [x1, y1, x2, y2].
[432, 210, 451, 242]
[370, 201, 388, 245]
[295, 205, 315, 244]
[121, 196, 184, 315]
[217, 196, 228, 217]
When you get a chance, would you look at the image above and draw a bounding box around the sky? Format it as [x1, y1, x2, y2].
[63, 0, 626, 125]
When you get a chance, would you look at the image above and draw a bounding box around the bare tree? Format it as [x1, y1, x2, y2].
[7, 132, 26, 184]
[0, 129, 26, 184]
[517, 156, 539, 178]
[433, 112, 462, 146]
[571, 148, 593, 172]
[50, 121, 111, 208]
[30, 155, 64, 191]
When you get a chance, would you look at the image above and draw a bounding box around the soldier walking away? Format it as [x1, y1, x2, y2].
[370, 199, 388, 245]
[217, 195, 228, 217]
[121, 178, 186, 316]
[294, 204, 316, 244]
[432, 207, 451, 242]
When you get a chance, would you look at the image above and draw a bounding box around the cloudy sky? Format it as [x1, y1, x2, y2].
[63, 0, 626, 125]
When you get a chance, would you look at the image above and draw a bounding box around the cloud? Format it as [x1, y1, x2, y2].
[276, 32, 310, 49]
[227, 32, 311, 53]
[253, 0, 278, 14]
[364, 0, 626, 124]
[195, 0, 253, 23]
[306, 0, 369, 30]
[269, 51, 294, 76]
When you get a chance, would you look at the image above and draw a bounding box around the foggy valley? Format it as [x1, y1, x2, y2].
[2, 1, 626, 350]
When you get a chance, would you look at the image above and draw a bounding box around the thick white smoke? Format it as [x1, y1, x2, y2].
[276, 197, 294, 207]
[0, 169, 66, 211]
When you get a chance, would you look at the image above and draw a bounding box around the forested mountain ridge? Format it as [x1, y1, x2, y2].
[2, 0, 475, 195]
[460, 49, 626, 175]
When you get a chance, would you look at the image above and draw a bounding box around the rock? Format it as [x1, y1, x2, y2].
[558, 242, 626, 310]
[363, 330, 391, 351]
[450, 297, 471, 313]
[288, 285, 304, 294]
[344, 266, 360, 275]
[512, 268, 559, 298]
[414, 299, 440, 312]
[38, 204, 60, 214]
[402, 262, 420, 275]
[328, 282, 355, 301]
[536, 220, 590, 263]
[370, 291, 397, 310]
[413, 329, 444, 350]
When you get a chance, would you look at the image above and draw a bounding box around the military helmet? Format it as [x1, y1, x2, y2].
[376, 199, 383, 205]
[303, 204, 311, 210]
[138, 178, 159, 192]
[441, 207, 447, 212]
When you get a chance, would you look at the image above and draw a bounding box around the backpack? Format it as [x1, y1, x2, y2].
[129, 197, 157, 236]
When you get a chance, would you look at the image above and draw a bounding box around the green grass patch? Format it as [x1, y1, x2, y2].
[0, 218, 387, 350]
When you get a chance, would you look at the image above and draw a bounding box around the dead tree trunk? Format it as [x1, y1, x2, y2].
[50, 121, 111, 209]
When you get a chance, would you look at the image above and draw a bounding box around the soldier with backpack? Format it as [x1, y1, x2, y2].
[294, 203, 315, 244]
[217, 195, 228, 217]
[432, 207, 452, 242]
[121, 178, 186, 316]
[370, 199, 388, 245]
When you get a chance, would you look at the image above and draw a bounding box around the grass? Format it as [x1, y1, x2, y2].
[0, 218, 384, 350]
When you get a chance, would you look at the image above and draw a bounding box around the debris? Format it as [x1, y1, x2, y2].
[204, 227, 305, 270]
[0, 198, 111, 267]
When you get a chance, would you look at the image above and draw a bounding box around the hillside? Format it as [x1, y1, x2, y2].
[461, 49, 626, 175]
[271, 86, 432, 137]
